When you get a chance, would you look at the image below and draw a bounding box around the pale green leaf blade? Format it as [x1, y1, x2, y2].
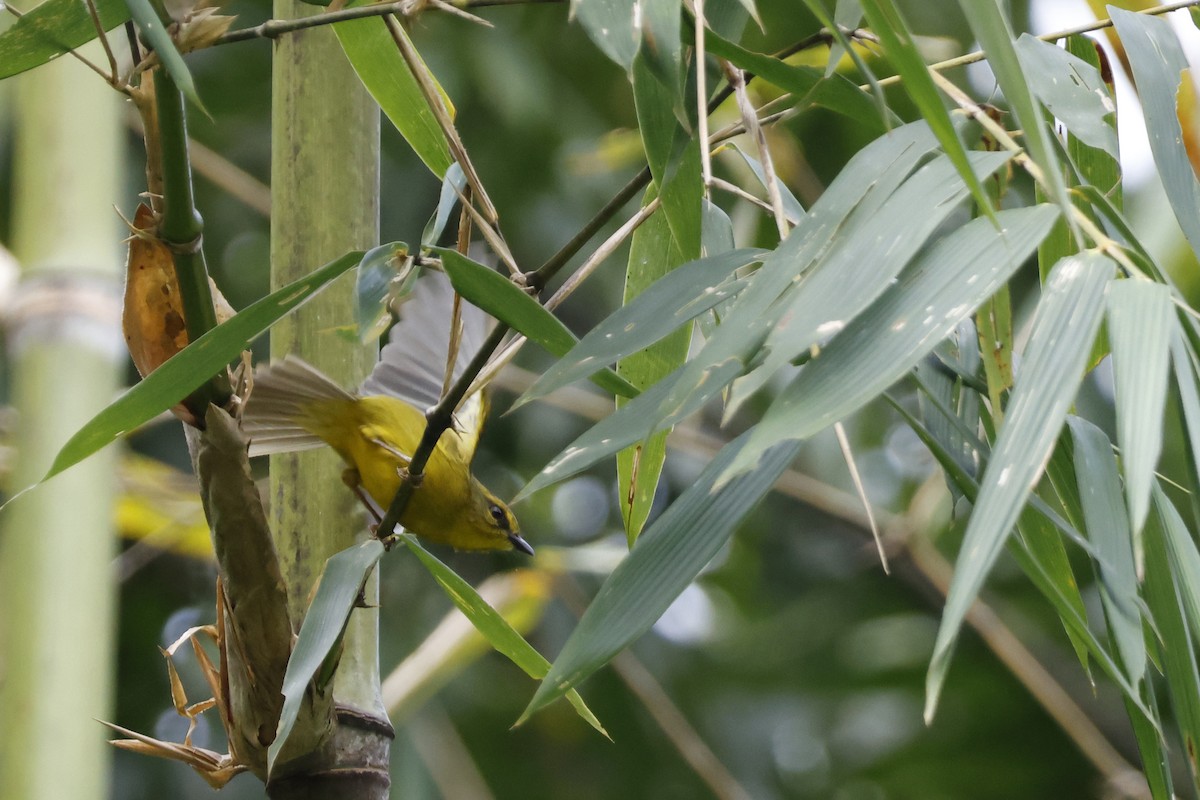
[0, 0, 130, 79]
[519, 432, 802, 723]
[403, 536, 608, 737]
[42, 251, 366, 484]
[269, 541, 385, 773]
[335, 9, 453, 177]
[1107, 279, 1173, 548]
[925, 252, 1113, 722]
[723, 205, 1060, 480]
[1067, 416, 1145, 684]
[1144, 488, 1200, 772]
[517, 248, 762, 407]
[1109, 8, 1200, 263]
[1014, 34, 1118, 156]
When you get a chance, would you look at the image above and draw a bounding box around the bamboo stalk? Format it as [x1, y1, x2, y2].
[0, 46, 124, 800]
[268, 0, 389, 794]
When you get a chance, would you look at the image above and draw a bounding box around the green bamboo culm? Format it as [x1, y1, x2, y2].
[0, 48, 124, 800]
[267, 0, 389, 795]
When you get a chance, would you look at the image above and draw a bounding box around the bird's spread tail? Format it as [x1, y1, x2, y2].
[241, 356, 355, 457]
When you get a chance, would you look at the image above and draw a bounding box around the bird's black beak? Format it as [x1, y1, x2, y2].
[508, 533, 535, 556]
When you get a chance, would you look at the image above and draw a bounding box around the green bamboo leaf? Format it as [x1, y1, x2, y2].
[0, 0, 130, 79]
[617, 190, 692, 544]
[1067, 417, 1145, 685]
[517, 248, 763, 408]
[725, 150, 1012, 416]
[638, 0, 684, 111]
[723, 204, 1058, 481]
[1107, 279, 1173, 555]
[703, 27, 890, 131]
[516, 122, 955, 501]
[859, 0, 995, 218]
[572, 0, 640, 72]
[124, 0, 204, 111]
[519, 431, 802, 723]
[1170, 330, 1200, 528]
[269, 540, 385, 773]
[702, 199, 736, 255]
[434, 248, 638, 399]
[1110, 8, 1200, 263]
[955, 1, 1072, 224]
[1014, 34, 1117, 157]
[925, 252, 1112, 723]
[334, 5, 453, 177]
[402, 536, 608, 738]
[893, 394, 1156, 728]
[38, 251, 366, 487]
[827, 0, 864, 78]
[1144, 488, 1200, 777]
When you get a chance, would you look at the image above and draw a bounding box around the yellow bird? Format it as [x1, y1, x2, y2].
[241, 274, 531, 555]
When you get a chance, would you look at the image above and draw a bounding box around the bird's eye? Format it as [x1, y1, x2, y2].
[488, 504, 508, 527]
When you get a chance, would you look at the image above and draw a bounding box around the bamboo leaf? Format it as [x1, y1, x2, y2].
[39, 251, 367, 486]
[268, 540, 384, 773]
[125, 0, 204, 110]
[1067, 416, 1145, 685]
[0, 0, 130, 79]
[403, 536, 608, 737]
[1110, 8, 1200, 263]
[334, 6, 453, 177]
[517, 248, 763, 408]
[434, 249, 639, 399]
[722, 205, 1060, 482]
[1014, 34, 1118, 157]
[925, 252, 1112, 722]
[519, 432, 801, 723]
[572, 0, 640, 72]
[1107, 279, 1173, 554]
[859, 0, 995, 218]
[617, 190, 692, 544]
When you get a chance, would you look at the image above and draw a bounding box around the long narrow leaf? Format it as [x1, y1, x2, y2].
[519, 432, 802, 722]
[925, 252, 1113, 722]
[1110, 8, 1200, 263]
[1107, 279, 1173, 554]
[0, 0, 130, 79]
[403, 536, 608, 737]
[722, 205, 1060, 482]
[40, 251, 367, 485]
[268, 541, 385, 773]
[1067, 416, 1145, 684]
[335, 7, 453, 177]
[435, 249, 638, 399]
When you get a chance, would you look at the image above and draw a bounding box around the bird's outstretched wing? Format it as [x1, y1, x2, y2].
[360, 271, 494, 463]
[242, 357, 355, 457]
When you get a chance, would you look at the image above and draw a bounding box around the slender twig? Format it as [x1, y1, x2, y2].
[723, 61, 787, 239]
[83, 0, 120, 85]
[384, 13, 499, 223]
[694, 0, 712, 194]
[217, 0, 563, 44]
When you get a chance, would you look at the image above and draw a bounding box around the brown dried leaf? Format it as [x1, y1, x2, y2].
[123, 203, 188, 380]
